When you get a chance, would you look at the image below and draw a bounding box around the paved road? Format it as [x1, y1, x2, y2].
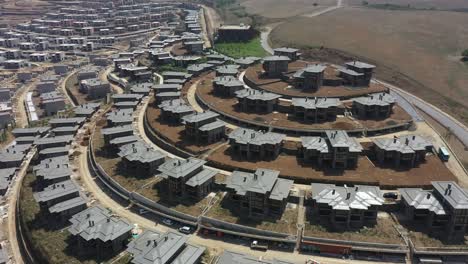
[375, 79, 468, 147]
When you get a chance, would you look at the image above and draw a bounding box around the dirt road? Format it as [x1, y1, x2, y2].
[6, 149, 35, 264]
[12, 81, 36, 128]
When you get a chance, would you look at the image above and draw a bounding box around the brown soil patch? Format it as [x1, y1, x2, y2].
[245, 62, 387, 99]
[197, 74, 411, 132]
[207, 145, 456, 188]
[146, 97, 222, 155]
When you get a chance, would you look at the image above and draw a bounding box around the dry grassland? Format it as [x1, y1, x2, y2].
[348, 0, 468, 9]
[239, 0, 335, 18]
[270, 8, 468, 126]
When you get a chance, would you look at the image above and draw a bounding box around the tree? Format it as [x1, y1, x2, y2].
[462, 49, 468, 58]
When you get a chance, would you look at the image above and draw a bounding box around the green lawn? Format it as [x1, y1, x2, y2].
[214, 37, 267, 59]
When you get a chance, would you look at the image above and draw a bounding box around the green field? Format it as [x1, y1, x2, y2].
[214, 37, 267, 59]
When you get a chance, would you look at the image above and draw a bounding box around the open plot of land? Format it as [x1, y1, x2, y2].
[303, 212, 404, 244]
[206, 196, 298, 234]
[245, 62, 388, 99]
[214, 37, 267, 59]
[208, 145, 456, 188]
[270, 8, 468, 126]
[240, 0, 335, 18]
[197, 75, 411, 131]
[348, 0, 468, 9]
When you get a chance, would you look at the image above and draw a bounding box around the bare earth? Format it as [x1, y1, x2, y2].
[270, 7, 468, 126]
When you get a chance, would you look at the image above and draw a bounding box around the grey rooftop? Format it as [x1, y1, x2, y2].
[293, 64, 326, 78]
[301, 137, 329, 153]
[199, 120, 226, 131]
[182, 111, 219, 123]
[158, 157, 206, 179]
[325, 130, 363, 153]
[398, 188, 446, 215]
[214, 76, 243, 87]
[226, 169, 293, 200]
[274, 47, 299, 53]
[263, 55, 290, 62]
[101, 125, 133, 135]
[112, 93, 143, 101]
[49, 195, 87, 214]
[159, 99, 194, 114]
[126, 230, 201, 264]
[235, 89, 281, 101]
[432, 181, 468, 210]
[345, 61, 376, 69]
[33, 180, 79, 203]
[373, 135, 432, 154]
[291, 97, 341, 109]
[153, 84, 182, 91]
[311, 183, 384, 210]
[48, 117, 86, 126]
[109, 135, 139, 146]
[12, 126, 49, 136]
[118, 141, 165, 164]
[68, 205, 133, 242]
[34, 135, 74, 145]
[353, 92, 396, 106]
[228, 128, 285, 146]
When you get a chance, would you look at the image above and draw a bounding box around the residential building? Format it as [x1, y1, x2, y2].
[126, 230, 205, 264]
[301, 130, 363, 169]
[181, 111, 225, 144]
[235, 89, 281, 113]
[225, 169, 293, 218]
[339, 61, 375, 87]
[106, 109, 134, 127]
[33, 180, 80, 209]
[68, 206, 133, 256]
[373, 135, 433, 168]
[48, 117, 86, 128]
[101, 125, 134, 145]
[352, 92, 396, 119]
[213, 76, 244, 97]
[117, 141, 165, 176]
[215, 65, 239, 77]
[159, 99, 194, 123]
[158, 157, 216, 201]
[80, 78, 110, 99]
[273, 47, 300, 61]
[291, 97, 341, 123]
[217, 24, 256, 42]
[291, 64, 326, 91]
[262, 56, 290, 77]
[399, 181, 468, 242]
[34, 135, 73, 150]
[228, 128, 285, 160]
[310, 183, 384, 230]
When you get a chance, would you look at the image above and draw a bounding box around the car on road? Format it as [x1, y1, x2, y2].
[178, 226, 192, 234]
[162, 218, 174, 226]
